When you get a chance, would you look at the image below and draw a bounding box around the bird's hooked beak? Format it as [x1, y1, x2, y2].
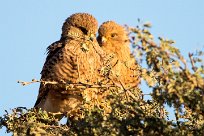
[101, 36, 107, 43]
[90, 34, 95, 41]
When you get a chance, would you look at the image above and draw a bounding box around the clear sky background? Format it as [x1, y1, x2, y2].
[0, 0, 204, 135]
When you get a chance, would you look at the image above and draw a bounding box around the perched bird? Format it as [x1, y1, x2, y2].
[97, 21, 141, 89]
[34, 13, 103, 115]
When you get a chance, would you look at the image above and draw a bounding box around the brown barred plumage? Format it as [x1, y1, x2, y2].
[34, 13, 103, 115]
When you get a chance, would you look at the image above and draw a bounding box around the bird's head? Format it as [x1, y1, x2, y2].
[97, 21, 129, 48]
[61, 13, 98, 41]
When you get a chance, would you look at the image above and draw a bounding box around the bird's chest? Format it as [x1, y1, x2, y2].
[75, 47, 100, 83]
[51, 44, 100, 84]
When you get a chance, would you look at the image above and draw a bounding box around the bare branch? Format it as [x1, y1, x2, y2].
[17, 79, 116, 89]
[189, 53, 197, 72]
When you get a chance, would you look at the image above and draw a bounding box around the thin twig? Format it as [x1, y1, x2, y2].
[117, 80, 139, 102]
[17, 79, 116, 89]
[189, 53, 197, 72]
[17, 79, 41, 86]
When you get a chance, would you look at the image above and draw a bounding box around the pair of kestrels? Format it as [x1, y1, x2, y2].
[34, 13, 140, 115]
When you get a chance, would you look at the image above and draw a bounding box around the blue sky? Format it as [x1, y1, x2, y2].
[0, 0, 204, 135]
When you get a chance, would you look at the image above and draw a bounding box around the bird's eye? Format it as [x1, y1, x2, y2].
[111, 33, 117, 38]
[79, 27, 88, 35]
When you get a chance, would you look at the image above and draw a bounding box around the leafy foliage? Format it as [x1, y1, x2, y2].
[1, 22, 204, 135]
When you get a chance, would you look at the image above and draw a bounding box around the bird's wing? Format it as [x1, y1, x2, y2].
[34, 41, 65, 107]
[34, 84, 49, 107]
[44, 41, 64, 66]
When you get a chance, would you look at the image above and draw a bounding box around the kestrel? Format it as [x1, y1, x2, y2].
[97, 21, 140, 89]
[34, 13, 103, 115]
